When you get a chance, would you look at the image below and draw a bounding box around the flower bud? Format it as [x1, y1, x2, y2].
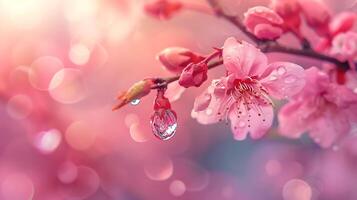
[243, 6, 284, 40]
[144, 0, 182, 20]
[112, 79, 154, 110]
[179, 62, 208, 88]
[157, 47, 204, 74]
[329, 12, 356, 37]
[270, 0, 301, 33]
[298, 0, 330, 36]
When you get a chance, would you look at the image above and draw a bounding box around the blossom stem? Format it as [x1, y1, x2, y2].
[205, 0, 350, 71]
[151, 60, 223, 89]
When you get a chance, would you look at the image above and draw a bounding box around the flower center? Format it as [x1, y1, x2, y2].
[216, 77, 273, 124]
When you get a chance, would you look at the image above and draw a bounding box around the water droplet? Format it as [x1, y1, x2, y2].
[269, 75, 278, 81]
[353, 88, 357, 94]
[150, 109, 177, 141]
[130, 99, 140, 105]
[277, 66, 287, 75]
[238, 121, 246, 128]
[284, 75, 296, 84]
[205, 108, 213, 115]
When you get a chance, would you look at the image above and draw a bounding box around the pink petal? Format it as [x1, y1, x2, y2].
[329, 12, 356, 36]
[278, 101, 309, 138]
[260, 62, 305, 99]
[254, 23, 283, 40]
[192, 79, 226, 124]
[223, 38, 268, 78]
[229, 103, 274, 140]
[309, 110, 350, 148]
[298, 0, 331, 27]
[165, 81, 185, 102]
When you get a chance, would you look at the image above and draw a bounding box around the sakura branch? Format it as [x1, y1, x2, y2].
[114, 0, 357, 148]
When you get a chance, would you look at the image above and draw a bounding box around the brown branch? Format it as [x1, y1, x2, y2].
[151, 60, 223, 89]
[205, 0, 351, 71]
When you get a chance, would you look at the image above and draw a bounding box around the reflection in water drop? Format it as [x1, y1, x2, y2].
[150, 109, 177, 141]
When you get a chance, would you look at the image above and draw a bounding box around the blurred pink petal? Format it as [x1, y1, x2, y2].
[278, 67, 357, 147]
[330, 31, 357, 62]
[165, 82, 185, 102]
[144, 0, 182, 20]
[329, 12, 356, 36]
[298, 0, 331, 35]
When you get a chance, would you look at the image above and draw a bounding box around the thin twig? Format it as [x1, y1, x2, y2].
[205, 0, 350, 71]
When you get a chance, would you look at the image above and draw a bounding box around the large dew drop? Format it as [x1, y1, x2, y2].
[150, 109, 177, 141]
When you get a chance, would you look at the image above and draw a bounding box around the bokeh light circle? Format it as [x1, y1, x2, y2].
[57, 161, 78, 184]
[283, 179, 312, 200]
[169, 180, 186, 197]
[49, 68, 87, 104]
[6, 94, 33, 119]
[34, 129, 62, 154]
[144, 156, 173, 181]
[65, 121, 96, 151]
[130, 123, 149, 143]
[69, 43, 91, 65]
[29, 56, 64, 90]
[1, 173, 34, 200]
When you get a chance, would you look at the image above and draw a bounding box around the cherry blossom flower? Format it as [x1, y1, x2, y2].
[278, 67, 357, 147]
[243, 6, 284, 40]
[329, 12, 356, 37]
[157, 47, 204, 74]
[192, 37, 305, 140]
[330, 31, 357, 64]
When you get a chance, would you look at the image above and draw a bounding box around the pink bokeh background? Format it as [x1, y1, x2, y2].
[0, 0, 356, 199]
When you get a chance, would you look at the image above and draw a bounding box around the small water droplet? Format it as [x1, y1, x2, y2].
[269, 75, 278, 81]
[131, 99, 141, 105]
[284, 75, 296, 84]
[277, 66, 286, 75]
[205, 108, 213, 115]
[151, 109, 177, 141]
[238, 121, 246, 128]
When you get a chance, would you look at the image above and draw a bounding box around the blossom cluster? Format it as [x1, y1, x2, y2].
[115, 0, 357, 149]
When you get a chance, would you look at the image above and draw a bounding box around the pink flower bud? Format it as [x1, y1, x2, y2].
[112, 79, 154, 110]
[144, 0, 182, 20]
[329, 12, 356, 37]
[243, 6, 284, 40]
[298, 0, 330, 35]
[157, 47, 204, 74]
[179, 62, 208, 88]
[270, 0, 301, 33]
